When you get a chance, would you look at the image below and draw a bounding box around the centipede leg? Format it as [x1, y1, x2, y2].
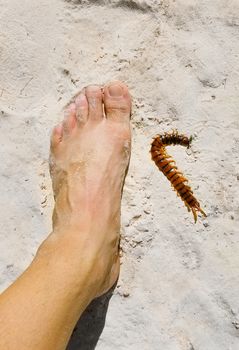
[199, 207, 207, 218]
[185, 202, 191, 212]
[192, 208, 197, 223]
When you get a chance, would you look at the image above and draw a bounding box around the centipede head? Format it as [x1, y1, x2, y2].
[178, 134, 192, 148]
[179, 134, 193, 149]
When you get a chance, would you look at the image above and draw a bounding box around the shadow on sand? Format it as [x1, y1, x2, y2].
[67, 287, 114, 350]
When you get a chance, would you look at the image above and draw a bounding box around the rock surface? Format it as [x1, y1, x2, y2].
[0, 0, 239, 349]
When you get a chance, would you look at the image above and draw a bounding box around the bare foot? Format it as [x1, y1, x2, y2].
[49, 81, 131, 298]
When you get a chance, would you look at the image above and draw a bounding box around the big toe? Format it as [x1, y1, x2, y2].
[104, 81, 131, 122]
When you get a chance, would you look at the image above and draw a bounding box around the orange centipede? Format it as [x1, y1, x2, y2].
[151, 129, 206, 223]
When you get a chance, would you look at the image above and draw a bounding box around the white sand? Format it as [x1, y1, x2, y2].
[1, 0, 239, 348]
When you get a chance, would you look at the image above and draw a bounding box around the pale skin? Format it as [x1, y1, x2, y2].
[0, 81, 132, 350]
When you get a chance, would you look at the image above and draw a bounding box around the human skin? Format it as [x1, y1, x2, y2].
[0, 81, 132, 350]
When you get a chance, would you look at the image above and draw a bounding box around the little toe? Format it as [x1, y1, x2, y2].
[104, 81, 131, 122]
[85, 85, 104, 121]
[62, 103, 77, 135]
[50, 123, 63, 150]
[75, 90, 88, 125]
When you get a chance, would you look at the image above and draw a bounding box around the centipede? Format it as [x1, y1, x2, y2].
[150, 129, 206, 223]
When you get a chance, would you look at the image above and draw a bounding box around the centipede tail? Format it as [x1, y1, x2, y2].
[151, 130, 206, 223]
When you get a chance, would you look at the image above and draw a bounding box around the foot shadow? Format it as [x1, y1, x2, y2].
[66, 287, 114, 350]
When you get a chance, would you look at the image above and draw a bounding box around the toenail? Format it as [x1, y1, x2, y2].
[108, 84, 123, 97]
[87, 85, 101, 93]
[64, 103, 75, 118]
[76, 93, 86, 105]
[54, 124, 63, 135]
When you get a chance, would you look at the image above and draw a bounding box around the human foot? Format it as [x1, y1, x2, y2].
[49, 81, 131, 297]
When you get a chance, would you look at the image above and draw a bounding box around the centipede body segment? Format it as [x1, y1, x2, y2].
[151, 130, 206, 223]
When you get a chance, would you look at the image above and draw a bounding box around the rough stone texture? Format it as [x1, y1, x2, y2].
[0, 0, 239, 349]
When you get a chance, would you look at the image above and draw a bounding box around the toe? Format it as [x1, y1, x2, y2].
[85, 85, 104, 121]
[63, 103, 77, 135]
[50, 123, 63, 150]
[103, 81, 131, 122]
[75, 90, 88, 124]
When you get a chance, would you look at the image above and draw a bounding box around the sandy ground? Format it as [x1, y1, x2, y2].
[1, 0, 239, 349]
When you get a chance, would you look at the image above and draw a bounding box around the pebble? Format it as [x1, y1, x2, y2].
[123, 292, 130, 298]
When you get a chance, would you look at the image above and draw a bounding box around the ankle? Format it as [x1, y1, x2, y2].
[36, 231, 99, 300]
